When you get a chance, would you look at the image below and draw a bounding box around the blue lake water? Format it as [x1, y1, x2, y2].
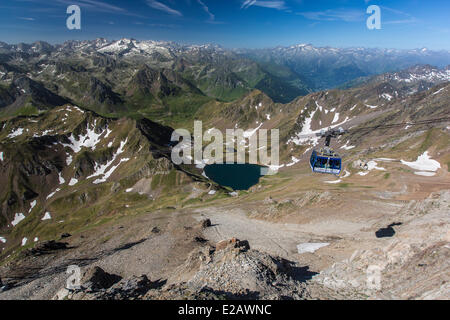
[204, 164, 265, 190]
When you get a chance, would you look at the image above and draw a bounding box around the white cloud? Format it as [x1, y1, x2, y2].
[54, 0, 128, 13]
[28, 0, 143, 17]
[146, 0, 182, 16]
[197, 0, 214, 21]
[380, 6, 418, 25]
[296, 9, 365, 22]
[383, 18, 418, 25]
[241, 0, 287, 11]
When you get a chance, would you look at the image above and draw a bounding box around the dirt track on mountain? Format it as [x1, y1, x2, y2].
[194, 206, 313, 259]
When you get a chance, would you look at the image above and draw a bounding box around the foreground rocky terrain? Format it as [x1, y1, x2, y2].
[0, 189, 448, 300]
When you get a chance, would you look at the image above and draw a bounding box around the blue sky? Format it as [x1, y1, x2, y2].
[1, 0, 449, 50]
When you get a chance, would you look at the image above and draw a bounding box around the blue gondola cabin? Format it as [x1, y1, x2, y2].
[310, 149, 342, 175]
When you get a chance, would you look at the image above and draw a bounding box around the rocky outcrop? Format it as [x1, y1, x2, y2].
[103, 275, 153, 299]
[80, 266, 122, 292]
[57, 270, 155, 300]
[52, 237, 342, 300]
[161, 238, 325, 300]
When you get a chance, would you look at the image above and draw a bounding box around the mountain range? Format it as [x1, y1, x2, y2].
[0, 39, 449, 300]
[0, 39, 449, 122]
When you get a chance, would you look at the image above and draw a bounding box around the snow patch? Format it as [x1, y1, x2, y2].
[21, 237, 28, 246]
[12, 213, 26, 226]
[324, 179, 342, 184]
[88, 139, 129, 184]
[367, 161, 386, 171]
[243, 123, 264, 139]
[286, 156, 300, 167]
[68, 178, 78, 186]
[315, 101, 323, 111]
[62, 121, 107, 153]
[433, 88, 445, 95]
[46, 188, 60, 200]
[340, 141, 355, 150]
[66, 154, 73, 166]
[42, 212, 52, 221]
[287, 108, 319, 146]
[29, 200, 37, 213]
[58, 172, 65, 184]
[332, 112, 340, 124]
[381, 93, 393, 101]
[7, 128, 24, 138]
[401, 151, 440, 173]
[288, 106, 351, 147]
[355, 160, 385, 175]
[265, 164, 285, 174]
[297, 243, 330, 254]
[68, 106, 84, 113]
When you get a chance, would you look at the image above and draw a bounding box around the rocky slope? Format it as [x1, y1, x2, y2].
[0, 104, 226, 261]
[313, 190, 450, 299]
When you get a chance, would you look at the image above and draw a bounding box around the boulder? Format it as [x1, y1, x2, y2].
[151, 226, 160, 234]
[106, 275, 153, 299]
[215, 238, 250, 252]
[81, 266, 122, 292]
[199, 219, 211, 228]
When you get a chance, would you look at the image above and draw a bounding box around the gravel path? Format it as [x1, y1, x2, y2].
[194, 207, 325, 259]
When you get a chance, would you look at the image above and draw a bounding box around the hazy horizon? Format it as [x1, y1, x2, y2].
[1, 0, 449, 50]
[2, 37, 450, 53]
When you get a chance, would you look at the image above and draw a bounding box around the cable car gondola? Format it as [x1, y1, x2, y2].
[310, 148, 342, 175]
[309, 127, 345, 175]
[287, 116, 450, 176]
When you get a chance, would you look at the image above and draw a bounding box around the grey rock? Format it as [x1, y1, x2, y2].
[81, 266, 122, 292]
